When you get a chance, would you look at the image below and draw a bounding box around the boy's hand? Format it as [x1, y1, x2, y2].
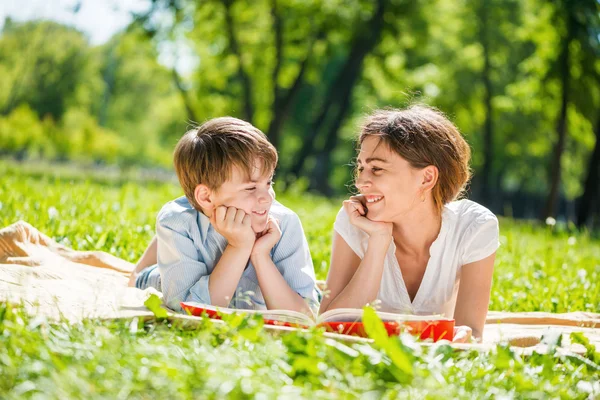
[343, 195, 392, 239]
[127, 271, 138, 287]
[211, 206, 255, 250]
[251, 216, 281, 259]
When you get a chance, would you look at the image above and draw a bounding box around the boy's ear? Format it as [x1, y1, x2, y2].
[194, 184, 213, 211]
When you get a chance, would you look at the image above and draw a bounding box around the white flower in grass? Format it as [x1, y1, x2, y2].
[545, 217, 556, 226]
[47, 206, 59, 220]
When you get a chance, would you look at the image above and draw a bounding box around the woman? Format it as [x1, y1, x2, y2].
[319, 105, 499, 343]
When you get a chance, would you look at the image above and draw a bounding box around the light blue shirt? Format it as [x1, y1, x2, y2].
[137, 196, 319, 314]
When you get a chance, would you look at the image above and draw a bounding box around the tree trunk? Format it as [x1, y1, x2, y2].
[576, 112, 600, 228]
[172, 68, 198, 123]
[223, 0, 254, 124]
[542, 16, 572, 219]
[98, 45, 117, 127]
[311, 89, 354, 195]
[479, 1, 494, 205]
[266, 34, 319, 151]
[287, 0, 386, 183]
[267, 0, 283, 148]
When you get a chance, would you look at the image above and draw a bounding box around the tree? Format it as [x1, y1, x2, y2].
[542, 0, 600, 219]
[0, 20, 94, 121]
[576, 111, 600, 228]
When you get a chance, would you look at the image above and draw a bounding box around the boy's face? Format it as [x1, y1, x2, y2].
[209, 160, 275, 233]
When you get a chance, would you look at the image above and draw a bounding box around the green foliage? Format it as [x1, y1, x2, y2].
[0, 166, 599, 397]
[1, 162, 598, 311]
[1, 2, 599, 203]
[144, 294, 168, 320]
[363, 306, 414, 381]
[0, 20, 183, 168]
[1, 298, 599, 398]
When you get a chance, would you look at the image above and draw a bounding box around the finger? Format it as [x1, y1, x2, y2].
[349, 194, 367, 207]
[242, 213, 252, 227]
[215, 206, 227, 222]
[234, 208, 247, 224]
[353, 202, 366, 216]
[452, 330, 467, 343]
[452, 326, 472, 343]
[266, 218, 277, 232]
[225, 206, 237, 223]
[270, 218, 281, 234]
[345, 200, 365, 217]
[269, 217, 280, 229]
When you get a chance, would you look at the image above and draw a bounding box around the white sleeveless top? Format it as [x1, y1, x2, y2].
[333, 199, 499, 317]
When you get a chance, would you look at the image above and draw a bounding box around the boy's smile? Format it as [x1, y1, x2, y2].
[205, 159, 275, 233]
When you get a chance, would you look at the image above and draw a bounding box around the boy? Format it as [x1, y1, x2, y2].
[130, 117, 319, 315]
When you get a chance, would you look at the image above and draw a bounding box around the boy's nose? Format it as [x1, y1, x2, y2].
[257, 190, 273, 204]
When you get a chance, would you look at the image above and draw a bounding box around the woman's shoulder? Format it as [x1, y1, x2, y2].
[444, 199, 500, 264]
[444, 199, 498, 226]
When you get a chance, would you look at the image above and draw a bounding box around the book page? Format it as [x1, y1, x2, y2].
[181, 302, 315, 326]
[318, 308, 444, 324]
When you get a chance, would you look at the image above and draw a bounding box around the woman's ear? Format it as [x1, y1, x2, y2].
[421, 165, 439, 192]
[194, 184, 213, 211]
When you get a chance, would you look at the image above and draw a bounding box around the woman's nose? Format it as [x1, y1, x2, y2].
[355, 176, 370, 191]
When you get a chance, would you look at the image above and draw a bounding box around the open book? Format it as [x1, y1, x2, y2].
[180, 301, 454, 341]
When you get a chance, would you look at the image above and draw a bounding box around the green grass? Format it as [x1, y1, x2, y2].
[1, 163, 600, 398]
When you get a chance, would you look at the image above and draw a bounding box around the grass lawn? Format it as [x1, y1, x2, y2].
[1, 162, 599, 398]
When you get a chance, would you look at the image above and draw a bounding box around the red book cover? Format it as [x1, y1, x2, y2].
[181, 302, 455, 341]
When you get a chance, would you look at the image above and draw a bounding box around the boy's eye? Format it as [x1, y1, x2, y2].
[246, 187, 257, 191]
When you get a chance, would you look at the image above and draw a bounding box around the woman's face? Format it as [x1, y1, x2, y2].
[355, 136, 424, 222]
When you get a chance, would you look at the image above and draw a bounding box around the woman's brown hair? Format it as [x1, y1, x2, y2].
[359, 105, 472, 213]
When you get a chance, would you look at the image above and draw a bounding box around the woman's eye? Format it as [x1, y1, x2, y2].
[357, 167, 364, 173]
[372, 167, 382, 173]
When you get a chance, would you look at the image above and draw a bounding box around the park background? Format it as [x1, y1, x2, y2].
[1, 2, 600, 397]
[1, 0, 599, 228]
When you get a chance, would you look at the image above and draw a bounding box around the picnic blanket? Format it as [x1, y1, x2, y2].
[1, 220, 599, 355]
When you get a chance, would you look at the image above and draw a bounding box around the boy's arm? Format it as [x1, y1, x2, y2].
[158, 207, 254, 311]
[251, 254, 313, 316]
[251, 214, 318, 317]
[206, 245, 253, 307]
[157, 218, 213, 311]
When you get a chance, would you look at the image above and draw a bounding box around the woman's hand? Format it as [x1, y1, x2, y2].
[451, 325, 473, 343]
[343, 195, 392, 239]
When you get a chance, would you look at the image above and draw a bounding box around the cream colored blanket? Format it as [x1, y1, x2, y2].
[1, 221, 598, 355]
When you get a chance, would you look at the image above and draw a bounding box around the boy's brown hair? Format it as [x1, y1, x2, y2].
[174, 117, 278, 211]
[359, 105, 472, 214]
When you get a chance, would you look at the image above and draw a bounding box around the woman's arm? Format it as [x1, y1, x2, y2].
[453, 252, 496, 340]
[319, 231, 390, 313]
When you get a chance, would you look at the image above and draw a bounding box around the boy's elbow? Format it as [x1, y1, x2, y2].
[164, 295, 184, 312]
